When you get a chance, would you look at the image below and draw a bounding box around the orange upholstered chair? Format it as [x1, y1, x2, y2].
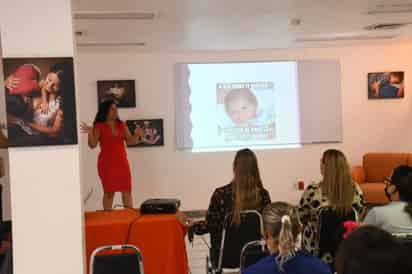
[351, 153, 412, 205]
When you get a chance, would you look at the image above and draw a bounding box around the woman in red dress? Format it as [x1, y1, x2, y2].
[81, 100, 139, 210]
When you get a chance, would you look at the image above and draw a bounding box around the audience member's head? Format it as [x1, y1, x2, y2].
[386, 165, 412, 218]
[262, 202, 300, 271]
[320, 149, 354, 215]
[232, 148, 263, 225]
[335, 225, 409, 274]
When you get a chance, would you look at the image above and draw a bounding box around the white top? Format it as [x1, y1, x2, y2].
[33, 97, 61, 127]
[363, 201, 412, 234]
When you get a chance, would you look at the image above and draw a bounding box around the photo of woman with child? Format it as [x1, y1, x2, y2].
[3, 58, 78, 147]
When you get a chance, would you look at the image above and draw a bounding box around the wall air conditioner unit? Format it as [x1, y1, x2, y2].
[73, 11, 156, 20]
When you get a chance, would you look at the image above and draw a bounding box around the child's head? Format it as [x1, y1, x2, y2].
[224, 88, 258, 126]
[389, 72, 403, 84]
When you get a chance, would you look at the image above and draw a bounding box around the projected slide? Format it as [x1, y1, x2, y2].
[176, 62, 301, 151]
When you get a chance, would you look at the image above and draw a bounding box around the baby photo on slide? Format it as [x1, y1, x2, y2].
[216, 82, 276, 142]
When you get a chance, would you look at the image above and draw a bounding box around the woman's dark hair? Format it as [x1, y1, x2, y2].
[49, 60, 76, 139]
[336, 225, 408, 274]
[390, 165, 412, 219]
[94, 100, 120, 125]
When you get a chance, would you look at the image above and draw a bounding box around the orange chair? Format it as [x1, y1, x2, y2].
[351, 153, 412, 205]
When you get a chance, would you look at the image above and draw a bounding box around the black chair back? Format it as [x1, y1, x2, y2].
[240, 240, 269, 271]
[219, 210, 263, 270]
[90, 245, 143, 274]
[393, 233, 412, 251]
[317, 207, 357, 259]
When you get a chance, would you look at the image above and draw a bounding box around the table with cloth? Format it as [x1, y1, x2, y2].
[85, 209, 189, 274]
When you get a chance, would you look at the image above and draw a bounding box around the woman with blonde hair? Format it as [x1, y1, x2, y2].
[298, 149, 365, 264]
[244, 202, 331, 274]
[189, 148, 271, 267]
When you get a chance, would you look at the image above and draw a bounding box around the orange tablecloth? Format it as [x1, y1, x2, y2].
[85, 209, 189, 274]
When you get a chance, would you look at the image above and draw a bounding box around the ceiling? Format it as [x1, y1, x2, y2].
[72, 0, 412, 50]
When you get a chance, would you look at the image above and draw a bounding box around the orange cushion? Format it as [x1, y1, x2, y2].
[359, 182, 390, 205]
[363, 153, 409, 182]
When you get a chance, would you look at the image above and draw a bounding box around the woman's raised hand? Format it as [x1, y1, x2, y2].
[80, 122, 93, 134]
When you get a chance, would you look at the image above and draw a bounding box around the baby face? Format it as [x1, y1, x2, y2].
[227, 97, 257, 125]
[43, 72, 61, 94]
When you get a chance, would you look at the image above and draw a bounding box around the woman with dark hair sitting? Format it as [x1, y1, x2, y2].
[363, 165, 412, 233]
[189, 148, 271, 267]
[335, 225, 412, 274]
[81, 100, 141, 210]
[244, 202, 331, 274]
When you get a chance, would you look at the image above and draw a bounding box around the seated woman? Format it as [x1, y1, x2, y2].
[335, 225, 412, 274]
[190, 148, 271, 267]
[244, 202, 331, 274]
[298, 149, 365, 264]
[363, 165, 412, 233]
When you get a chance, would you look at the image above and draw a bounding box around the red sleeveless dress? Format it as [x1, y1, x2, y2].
[95, 122, 132, 193]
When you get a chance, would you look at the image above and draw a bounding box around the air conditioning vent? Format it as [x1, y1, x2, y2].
[367, 2, 412, 14]
[76, 42, 146, 47]
[295, 34, 397, 43]
[74, 11, 155, 20]
[364, 23, 407, 31]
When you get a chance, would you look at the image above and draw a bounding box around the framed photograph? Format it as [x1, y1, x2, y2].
[3, 57, 78, 147]
[126, 119, 164, 147]
[368, 71, 404, 99]
[97, 80, 136, 108]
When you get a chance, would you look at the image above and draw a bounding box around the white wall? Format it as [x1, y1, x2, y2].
[0, 1, 85, 274]
[77, 42, 412, 211]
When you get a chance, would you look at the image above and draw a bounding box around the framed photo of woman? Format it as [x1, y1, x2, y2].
[3, 57, 78, 147]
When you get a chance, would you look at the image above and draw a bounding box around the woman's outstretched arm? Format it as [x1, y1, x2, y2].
[80, 122, 100, 148]
[124, 125, 141, 146]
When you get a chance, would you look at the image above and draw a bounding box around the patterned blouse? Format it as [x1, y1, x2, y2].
[298, 183, 365, 264]
[192, 183, 271, 266]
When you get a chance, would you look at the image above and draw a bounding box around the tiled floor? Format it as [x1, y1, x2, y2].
[183, 210, 209, 274]
[186, 233, 210, 274]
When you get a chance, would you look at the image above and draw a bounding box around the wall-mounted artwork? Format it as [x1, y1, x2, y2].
[3, 57, 78, 147]
[368, 71, 404, 99]
[97, 80, 136, 108]
[126, 119, 164, 147]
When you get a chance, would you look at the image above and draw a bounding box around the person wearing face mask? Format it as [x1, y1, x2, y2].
[363, 165, 412, 233]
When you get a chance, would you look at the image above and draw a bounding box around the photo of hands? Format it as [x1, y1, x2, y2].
[97, 80, 136, 108]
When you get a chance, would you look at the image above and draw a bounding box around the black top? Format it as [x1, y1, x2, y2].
[192, 183, 271, 266]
